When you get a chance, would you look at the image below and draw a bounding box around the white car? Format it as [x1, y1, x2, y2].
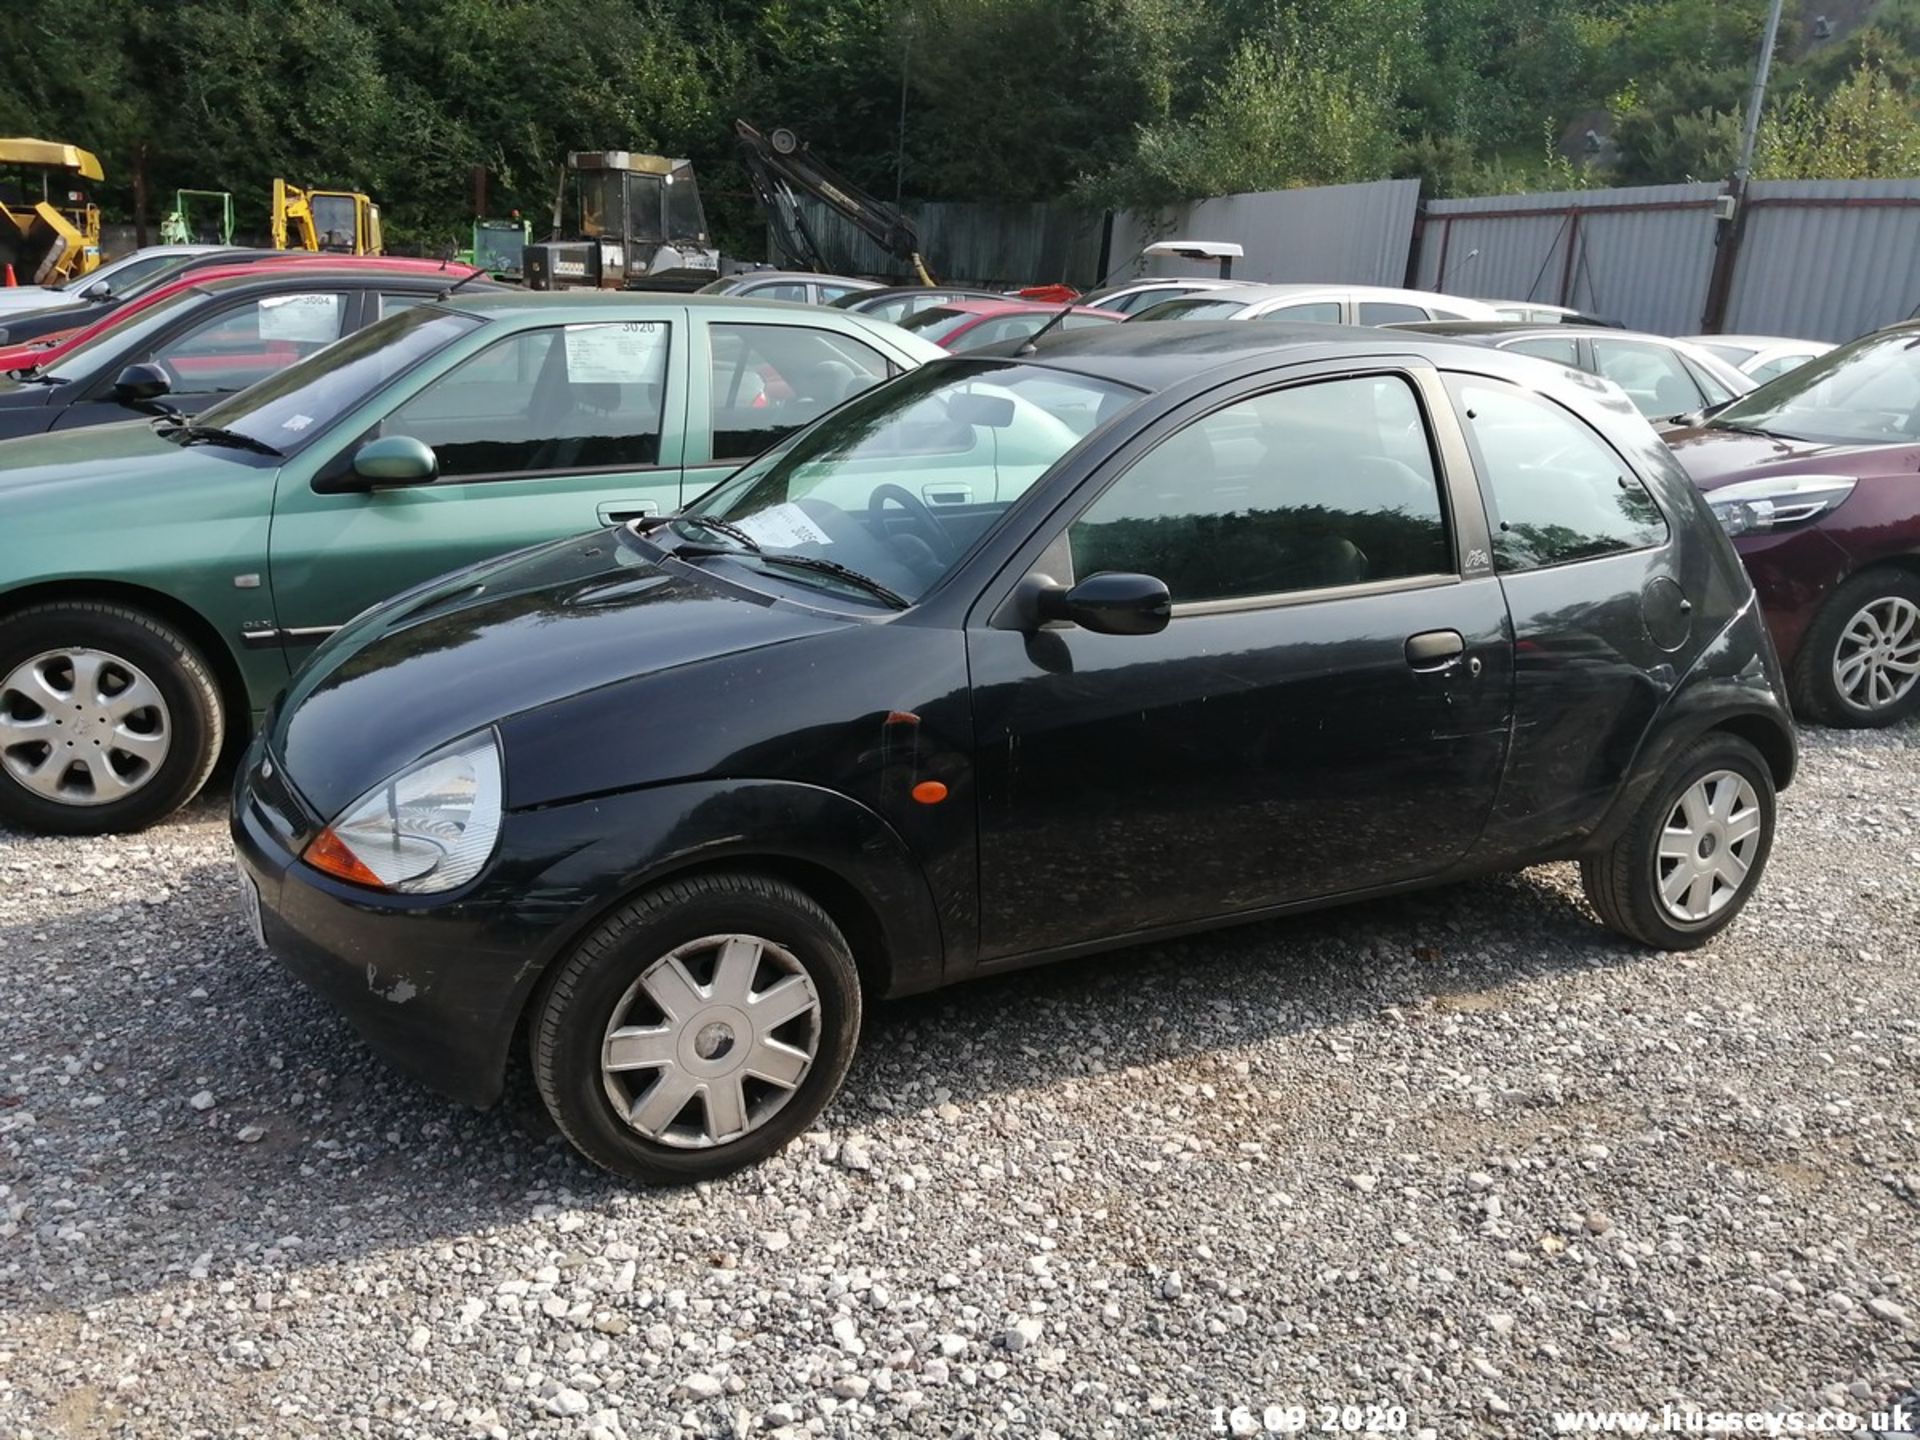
[1683, 334, 1835, 384]
[1076, 276, 1246, 315]
[0, 243, 236, 317]
[1129, 283, 1501, 325]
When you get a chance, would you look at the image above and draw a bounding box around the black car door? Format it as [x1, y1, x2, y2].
[965, 362, 1516, 963]
[49, 287, 362, 431]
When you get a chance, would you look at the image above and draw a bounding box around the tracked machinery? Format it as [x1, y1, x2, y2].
[524, 151, 718, 291]
[0, 138, 103, 284]
[733, 120, 934, 286]
[272, 178, 383, 255]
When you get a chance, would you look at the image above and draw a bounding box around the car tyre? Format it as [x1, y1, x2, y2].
[1580, 733, 1775, 950]
[1790, 567, 1920, 728]
[531, 872, 862, 1185]
[0, 601, 224, 836]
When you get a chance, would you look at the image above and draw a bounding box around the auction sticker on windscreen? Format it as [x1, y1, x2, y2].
[735, 502, 832, 549]
[258, 292, 345, 343]
[565, 320, 667, 382]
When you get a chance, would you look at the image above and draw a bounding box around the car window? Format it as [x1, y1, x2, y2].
[1426, 307, 1475, 321]
[1679, 354, 1736, 406]
[1260, 301, 1342, 323]
[1104, 286, 1198, 315]
[150, 291, 348, 396]
[1715, 331, 1920, 444]
[1451, 377, 1666, 572]
[1129, 297, 1248, 322]
[747, 281, 809, 303]
[816, 284, 859, 303]
[1747, 353, 1811, 383]
[379, 292, 429, 319]
[381, 321, 670, 479]
[1700, 342, 1758, 366]
[1590, 338, 1705, 417]
[1356, 301, 1428, 325]
[1506, 336, 1579, 366]
[1068, 374, 1452, 605]
[1060, 313, 1116, 331]
[948, 315, 1046, 351]
[709, 322, 894, 463]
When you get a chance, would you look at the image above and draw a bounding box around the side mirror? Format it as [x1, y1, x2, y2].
[1034, 571, 1171, 636]
[83, 279, 112, 301]
[112, 362, 172, 403]
[352, 435, 439, 488]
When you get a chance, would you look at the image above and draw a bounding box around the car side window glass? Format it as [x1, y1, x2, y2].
[379, 293, 428, 319]
[1356, 301, 1428, 325]
[1591, 338, 1704, 417]
[151, 292, 347, 395]
[1262, 302, 1343, 322]
[381, 322, 669, 479]
[1452, 378, 1667, 572]
[817, 285, 858, 303]
[1747, 355, 1804, 383]
[1068, 374, 1452, 605]
[750, 282, 810, 303]
[709, 322, 894, 463]
[1679, 355, 1735, 405]
[1507, 336, 1580, 366]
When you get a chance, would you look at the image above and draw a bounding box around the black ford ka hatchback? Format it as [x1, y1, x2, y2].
[234, 323, 1796, 1184]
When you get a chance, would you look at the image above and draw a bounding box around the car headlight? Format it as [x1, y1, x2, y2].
[1706, 474, 1856, 537]
[303, 731, 503, 894]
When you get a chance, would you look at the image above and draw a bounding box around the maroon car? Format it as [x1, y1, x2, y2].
[1666, 324, 1920, 727]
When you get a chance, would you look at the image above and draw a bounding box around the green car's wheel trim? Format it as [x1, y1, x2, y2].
[0, 647, 172, 806]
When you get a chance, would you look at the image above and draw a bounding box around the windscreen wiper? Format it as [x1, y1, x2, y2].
[11, 366, 64, 385]
[752, 552, 910, 609]
[168, 423, 284, 457]
[640, 512, 764, 552]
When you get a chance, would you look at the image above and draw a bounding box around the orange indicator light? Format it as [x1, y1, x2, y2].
[911, 780, 949, 805]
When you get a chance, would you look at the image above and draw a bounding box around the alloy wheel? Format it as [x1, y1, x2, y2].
[1655, 769, 1764, 923]
[600, 933, 821, 1148]
[1832, 595, 1920, 713]
[0, 648, 172, 806]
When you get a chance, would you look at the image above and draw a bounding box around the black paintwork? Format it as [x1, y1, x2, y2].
[0, 270, 493, 441]
[234, 323, 1797, 1109]
[0, 247, 274, 346]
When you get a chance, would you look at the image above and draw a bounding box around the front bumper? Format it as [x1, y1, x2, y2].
[230, 743, 549, 1109]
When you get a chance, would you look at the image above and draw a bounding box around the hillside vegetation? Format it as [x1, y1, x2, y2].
[5, 0, 1919, 252]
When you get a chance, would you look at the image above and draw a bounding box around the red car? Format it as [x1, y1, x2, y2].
[0, 255, 480, 375]
[898, 298, 1125, 352]
[1666, 323, 1920, 727]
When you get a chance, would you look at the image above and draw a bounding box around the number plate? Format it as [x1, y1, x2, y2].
[234, 856, 266, 949]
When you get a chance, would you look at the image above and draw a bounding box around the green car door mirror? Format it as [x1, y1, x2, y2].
[352, 435, 440, 489]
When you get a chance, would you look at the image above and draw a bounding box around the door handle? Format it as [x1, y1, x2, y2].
[1405, 629, 1466, 671]
[597, 499, 659, 525]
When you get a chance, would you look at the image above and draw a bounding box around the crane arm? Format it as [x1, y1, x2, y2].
[733, 120, 934, 285]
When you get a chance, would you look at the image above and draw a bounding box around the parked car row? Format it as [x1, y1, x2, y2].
[0, 248, 1895, 1187]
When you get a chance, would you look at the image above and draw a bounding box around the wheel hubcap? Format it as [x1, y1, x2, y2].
[601, 933, 821, 1149]
[0, 648, 171, 806]
[1655, 769, 1764, 923]
[1833, 595, 1920, 712]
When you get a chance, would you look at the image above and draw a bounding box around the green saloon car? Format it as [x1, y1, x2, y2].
[0, 293, 944, 834]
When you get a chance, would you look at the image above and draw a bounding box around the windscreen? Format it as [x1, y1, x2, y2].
[668, 361, 1142, 605]
[309, 195, 359, 252]
[665, 167, 706, 240]
[1711, 330, 1920, 446]
[186, 307, 481, 452]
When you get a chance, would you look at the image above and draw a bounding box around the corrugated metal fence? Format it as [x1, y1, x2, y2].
[1107, 180, 1421, 287]
[1727, 179, 1920, 340]
[789, 176, 1920, 341]
[1411, 184, 1723, 334]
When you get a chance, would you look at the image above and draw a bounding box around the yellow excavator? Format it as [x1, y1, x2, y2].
[0, 137, 103, 284]
[271, 178, 382, 255]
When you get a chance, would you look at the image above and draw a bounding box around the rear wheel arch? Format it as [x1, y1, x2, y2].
[0, 579, 250, 755]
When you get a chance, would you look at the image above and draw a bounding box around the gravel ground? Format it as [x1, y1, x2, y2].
[2, 723, 1917, 1440]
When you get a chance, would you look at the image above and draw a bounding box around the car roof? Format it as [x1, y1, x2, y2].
[840, 284, 1007, 303]
[1096, 276, 1243, 292]
[721, 270, 880, 287]
[978, 317, 1545, 390]
[436, 291, 909, 320]
[1683, 334, 1828, 349]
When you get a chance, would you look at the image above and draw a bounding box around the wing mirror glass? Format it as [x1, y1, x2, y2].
[83, 279, 112, 301]
[352, 435, 439, 488]
[1035, 572, 1171, 636]
[111, 362, 171, 403]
